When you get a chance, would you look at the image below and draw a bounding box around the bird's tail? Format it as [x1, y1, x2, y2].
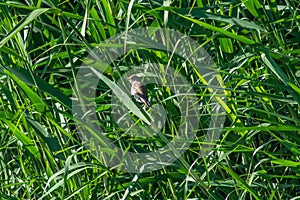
[142, 99, 151, 108]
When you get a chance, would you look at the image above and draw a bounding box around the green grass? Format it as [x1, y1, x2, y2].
[1, 0, 300, 199]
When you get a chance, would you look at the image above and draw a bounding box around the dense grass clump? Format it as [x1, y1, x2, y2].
[0, 0, 299, 199]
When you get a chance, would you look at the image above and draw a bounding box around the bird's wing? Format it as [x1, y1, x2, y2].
[133, 81, 148, 100]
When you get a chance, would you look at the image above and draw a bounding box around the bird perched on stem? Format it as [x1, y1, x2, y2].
[127, 74, 151, 107]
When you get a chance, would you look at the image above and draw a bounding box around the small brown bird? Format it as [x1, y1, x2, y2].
[127, 74, 151, 107]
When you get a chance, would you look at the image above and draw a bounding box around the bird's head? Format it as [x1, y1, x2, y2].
[126, 74, 140, 83]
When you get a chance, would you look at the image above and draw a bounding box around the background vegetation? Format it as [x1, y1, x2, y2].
[0, 0, 300, 199]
